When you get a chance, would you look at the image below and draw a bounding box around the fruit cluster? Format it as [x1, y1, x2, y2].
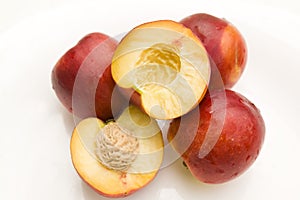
[51, 13, 265, 197]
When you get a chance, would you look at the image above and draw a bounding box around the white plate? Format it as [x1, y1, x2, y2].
[1, 1, 300, 199]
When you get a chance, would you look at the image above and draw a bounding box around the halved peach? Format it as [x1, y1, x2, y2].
[111, 20, 210, 120]
[70, 105, 164, 197]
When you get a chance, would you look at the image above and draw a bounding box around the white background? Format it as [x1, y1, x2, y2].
[1, 0, 300, 33]
[1, 0, 300, 200]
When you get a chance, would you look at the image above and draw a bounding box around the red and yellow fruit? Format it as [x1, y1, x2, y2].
[111, 20, 211, 120]
[51, 32, 125, 121]
[51, 12, 265, 196]
[181, 13, 247, 89]
[71, 105, 164, 197]
[168, 89, 265, 183]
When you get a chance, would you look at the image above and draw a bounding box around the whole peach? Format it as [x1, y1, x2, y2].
[51, 33, 125, 120]
[181, 13, 247, 89]
[168, 89, 265, 184]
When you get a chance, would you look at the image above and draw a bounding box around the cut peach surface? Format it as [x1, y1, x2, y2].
[111, 20, 210, 120]
[70, 106, 164, 197]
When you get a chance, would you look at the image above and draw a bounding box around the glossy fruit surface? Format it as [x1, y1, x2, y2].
[168, 89, 265, 183]
[181, 13, 247, 89]
[51, 32, 125, 120]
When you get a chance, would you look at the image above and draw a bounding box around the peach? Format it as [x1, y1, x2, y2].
[111, 20, 211, 120]
[168, 89, 265, 184]
[51, 32, 125, 121]
[180, 13, 247, 89]
[70, 105, 164, 197]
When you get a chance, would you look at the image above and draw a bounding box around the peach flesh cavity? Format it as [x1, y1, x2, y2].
[136, 43, 181, 72]
[132, 43, 182, 91]
[111, 20, 210, 119]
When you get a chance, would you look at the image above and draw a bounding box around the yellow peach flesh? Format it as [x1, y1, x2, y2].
[112, 20, 210, 120]
[70, 106, 164, 197]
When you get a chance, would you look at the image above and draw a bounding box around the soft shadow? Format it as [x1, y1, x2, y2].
[163, 158, 253, 199]
[81, 182, 108, 200]
[81, 181, 128, 200]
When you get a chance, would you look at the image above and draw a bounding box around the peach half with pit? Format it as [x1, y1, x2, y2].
[70, 105, 164, 197]
[111, 20, 211, 120]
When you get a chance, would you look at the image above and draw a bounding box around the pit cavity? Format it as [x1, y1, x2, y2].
[136, 43, 181, 72]
[95, 122, 139, 171]
[134, 43, 181, 87]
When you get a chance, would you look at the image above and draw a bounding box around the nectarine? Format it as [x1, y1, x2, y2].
[168, 89, 265, 184]
[181, 13, 247, 89]
[51, 32, 125, 121]
[71, 105, 164, 197]
[111, 20, 210, 120]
